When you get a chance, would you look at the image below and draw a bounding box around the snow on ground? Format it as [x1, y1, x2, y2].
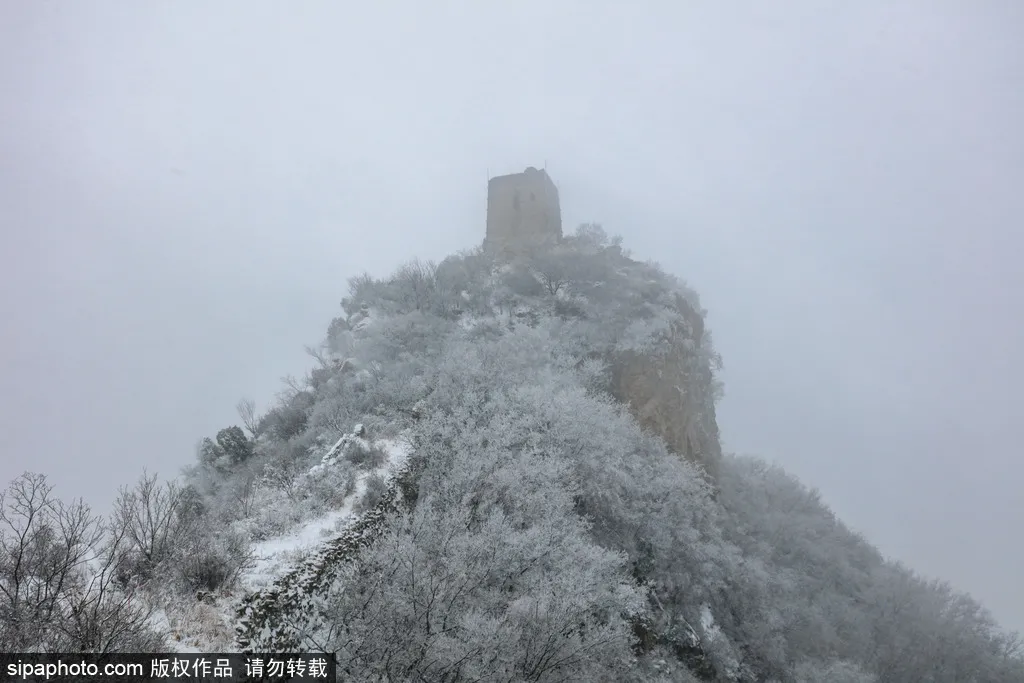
[375, 437, 411, 475]
[241, 504, 358, 593]
[152, 431, 412, 651]
[700, 604, 719, 638]
[240, 433, 411, 594]
[151, 607, 206, 653]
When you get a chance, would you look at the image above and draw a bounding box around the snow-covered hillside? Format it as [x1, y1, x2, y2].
[4, 229, 1022, 682]
[243, 432, 409, 593]
[156, 430, 411, 653]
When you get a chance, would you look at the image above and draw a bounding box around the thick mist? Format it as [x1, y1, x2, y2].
[1, 1, 1021, 632]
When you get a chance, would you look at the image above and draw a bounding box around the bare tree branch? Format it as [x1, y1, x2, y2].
[236, 398, 260, 439]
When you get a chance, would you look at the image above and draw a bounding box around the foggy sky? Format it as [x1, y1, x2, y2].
[2, 2, 1022, 632]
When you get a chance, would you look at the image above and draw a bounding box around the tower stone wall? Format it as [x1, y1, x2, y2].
[485, 167, 562, 253]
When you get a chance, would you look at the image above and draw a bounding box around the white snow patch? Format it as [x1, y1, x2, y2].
[149, 608, 205, 653]
[375, 437, 411, 475]
[700, 604, 718, 637]
[242, 504, 357, 593]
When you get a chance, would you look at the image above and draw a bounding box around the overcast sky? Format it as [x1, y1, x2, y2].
[2, 1, 1021, 633]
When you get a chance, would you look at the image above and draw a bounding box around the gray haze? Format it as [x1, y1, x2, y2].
[2, 2, 1021, 632]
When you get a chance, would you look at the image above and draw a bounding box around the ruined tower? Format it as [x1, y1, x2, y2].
[484, 166, 562, 254]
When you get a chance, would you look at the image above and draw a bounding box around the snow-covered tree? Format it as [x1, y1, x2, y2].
[0, 473, 164, 652]
[321, 407, 644, 681]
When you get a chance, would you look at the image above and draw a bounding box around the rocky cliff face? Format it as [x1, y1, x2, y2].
[611, 293, 722, 481]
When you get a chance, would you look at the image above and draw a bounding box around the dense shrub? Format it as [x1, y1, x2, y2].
[343, 440, 388, 470]
[354, 473, 388, 515]
[176, 528, 252, 594]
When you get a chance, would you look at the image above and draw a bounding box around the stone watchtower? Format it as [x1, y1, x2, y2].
[484, 166, 562, 254]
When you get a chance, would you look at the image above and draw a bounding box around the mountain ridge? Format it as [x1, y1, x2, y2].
[2, 225, 1021, 682]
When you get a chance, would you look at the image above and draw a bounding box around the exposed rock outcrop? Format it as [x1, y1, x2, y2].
[612, 293, 722, 479]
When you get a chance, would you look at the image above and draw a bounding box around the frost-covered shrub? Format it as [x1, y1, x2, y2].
[293, 461, 357, 515]
[249, 489, 305, 540]
[343, 440, 388, 470]
[354, 473, 387, 515]
[259, 391, 313, 442]
[175, 528, 252, 594]
[553, 296, 587, 320]
[304, 378, 359, 439]
[113, 547, 159, 589]
[321, 434, 644, 682]
[344, 259, 464, 319]
[231, 440, 360, 535]
[501, 264, 545, 296]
